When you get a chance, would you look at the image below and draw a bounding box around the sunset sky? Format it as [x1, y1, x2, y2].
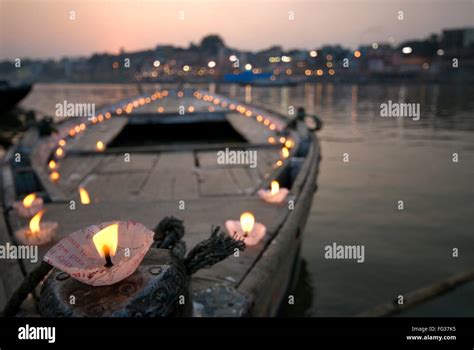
[1, 0, 473, 60]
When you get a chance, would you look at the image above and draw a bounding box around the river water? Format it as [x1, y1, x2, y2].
[18, 83, 474, 316]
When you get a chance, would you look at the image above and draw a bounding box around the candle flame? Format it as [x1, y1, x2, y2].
[48, 160, 57, 170]
[282, 147, 290, 158]
[55, 148, 64, 157]
[271, 181, 280, 195]
[79, 187, 91, 204]
[23, 193, 36, 208]
[96, 141, 105, 151]
[240, 212, 255, 235]
[285, 140, 293, 149]
[92, 224, 119, 259]
[29, 209, 44, 234]
[50, 171, 60, 182]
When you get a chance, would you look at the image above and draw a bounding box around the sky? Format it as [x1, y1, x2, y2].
[0, 0, 473, 60]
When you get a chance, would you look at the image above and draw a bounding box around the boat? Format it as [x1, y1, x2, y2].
[0, 88, 321, 317]
[0, 81, 32, 112]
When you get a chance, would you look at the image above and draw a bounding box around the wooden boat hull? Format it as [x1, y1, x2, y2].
[0, 89, 321, 317]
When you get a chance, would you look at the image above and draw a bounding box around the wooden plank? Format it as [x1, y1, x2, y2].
[196, 151, 219, 168]
[198, 168, 240, 196]
[84, 172, 149, 201]
[56, 155, 103, 195]
[140, 152, 199, 200]
[98, 154, 158, 173]
[229, 167, 259, 194]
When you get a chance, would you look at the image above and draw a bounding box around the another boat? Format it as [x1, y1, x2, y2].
[0, 88, 321, 317]
[0, 81, 32, 112]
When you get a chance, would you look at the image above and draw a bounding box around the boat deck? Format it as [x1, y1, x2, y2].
[0, 89, 320, 316]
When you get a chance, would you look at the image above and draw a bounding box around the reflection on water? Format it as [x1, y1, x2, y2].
[15, 83, 474, 316]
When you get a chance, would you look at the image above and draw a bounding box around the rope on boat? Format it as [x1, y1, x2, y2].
[154, 216, 246, 275]
[184, 226, 245, 275]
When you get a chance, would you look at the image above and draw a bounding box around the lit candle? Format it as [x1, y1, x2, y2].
[55, 148, 64, 158]
[44, 221, 155, 286]
[96, 141, 105, 151]
[281, 147, 290, 158]
[79, 187, 91, 205]
[258, 180, 289, 204]
[240, 212, 255, 237]
[50, 171, 60, 182]
[15, 209, 58, 245]
[92, 224, 118, 268]
[271, 181, 279, 196]
[48, 160, 57, 170]
[13, 193, 44, 218]
[225, 212, 266, 246]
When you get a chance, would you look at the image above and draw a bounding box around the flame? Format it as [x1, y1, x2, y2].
[282, 147, 290, 158]
[96, 141, 105, 151]
[55, 148, 64, 157]
[50, 171, 60, 182]
[59, 139, 66, 147]
[285, 140, 294, 149]
[48, 160, 57, 170]
[79, 187, 91, 204]
[29, 210, 44, 234]
[92, 224, 119, 259]
[23, 193, 36, 208]
[271, 181, 280, 196]
[240, 212, 255, 235]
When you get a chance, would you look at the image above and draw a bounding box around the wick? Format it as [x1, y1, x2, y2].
[103, 246, 113, 268]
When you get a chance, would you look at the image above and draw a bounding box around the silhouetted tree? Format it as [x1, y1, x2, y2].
[200, 35, 225, 55]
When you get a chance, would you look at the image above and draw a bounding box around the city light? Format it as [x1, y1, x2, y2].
[309, 50, 317, 57]
[354, 50, 361, 58]
[402, 47, 412, 54]
[153, 60, 160, 67]
[245, 63, 252, 71]
[229, 55, 237, 62]
[208, 60, 216, 68]
[183, 65, 191, 72]
[372, 43, 379, 49]
[281, 56, 291, 63]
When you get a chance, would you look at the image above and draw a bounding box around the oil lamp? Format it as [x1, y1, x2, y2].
[13, 193, 44, 218]
[225, 212, 266, 246]
[44, 221, 154, 286]
[15, 209, 58, 245]
[257, 180, 289, 204]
